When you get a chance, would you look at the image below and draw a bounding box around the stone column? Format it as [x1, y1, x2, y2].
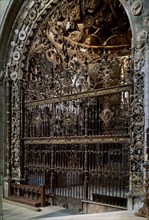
[128, 12, 149, 208]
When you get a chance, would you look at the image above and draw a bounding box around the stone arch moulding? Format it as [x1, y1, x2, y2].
[1, 0, 149, 212]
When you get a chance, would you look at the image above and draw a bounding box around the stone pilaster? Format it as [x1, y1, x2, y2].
[144, 45, 149, 157]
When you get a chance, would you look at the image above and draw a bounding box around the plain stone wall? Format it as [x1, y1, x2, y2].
[0, 0, 10, 26]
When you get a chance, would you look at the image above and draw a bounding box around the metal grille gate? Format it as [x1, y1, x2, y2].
[23, 51, 131, 209]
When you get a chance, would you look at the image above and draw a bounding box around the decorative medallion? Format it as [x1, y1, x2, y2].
[19, 30, 27, 41]
[99, 104, 114, 124]
[29, 8, 37, 21]
[131, 0, 143, 16]
[13, 50, 21, 61]
[62, 112, 76, 127]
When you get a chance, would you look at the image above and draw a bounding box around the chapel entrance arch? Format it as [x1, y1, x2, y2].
[12, 0, 133, 211]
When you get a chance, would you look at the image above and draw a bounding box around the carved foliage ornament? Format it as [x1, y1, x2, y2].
[45, 0, 130, 53]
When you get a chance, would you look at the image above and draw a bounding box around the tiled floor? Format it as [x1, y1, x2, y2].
[1, 200, 146, 220]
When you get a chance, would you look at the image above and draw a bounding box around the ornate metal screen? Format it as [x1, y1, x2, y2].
[21, 0, 132, 210]
[22, 52, 131, 209]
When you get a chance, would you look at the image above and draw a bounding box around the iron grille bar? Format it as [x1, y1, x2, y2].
[24, 143, 129, 207]
[23, 135, 130, 145]
[25, 84, 131, 107]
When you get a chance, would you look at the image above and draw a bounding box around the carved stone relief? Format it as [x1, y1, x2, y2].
[135, 31, 147, 49]
[130, 35, 145, 192]
[131, 0, 143, 16]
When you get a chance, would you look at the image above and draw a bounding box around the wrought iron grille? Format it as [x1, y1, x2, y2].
[25, 90, 130, 138]
[24, 142, 129, 207]
[21, 11, 132, 206]
[23, 57, 131, 207]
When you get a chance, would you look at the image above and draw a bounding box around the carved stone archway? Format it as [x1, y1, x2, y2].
[0, 0, 149, 212]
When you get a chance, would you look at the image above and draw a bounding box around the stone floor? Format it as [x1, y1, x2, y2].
[0, 200, 146, 220]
